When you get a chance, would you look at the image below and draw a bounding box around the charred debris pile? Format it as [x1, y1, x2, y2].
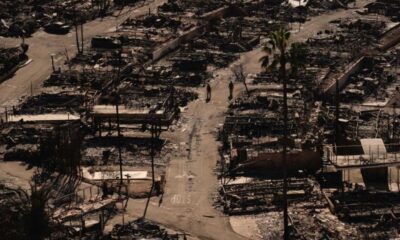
[0, 179, 186, 239]
[0, 172, 124, 240]
[365, 0, 400, 22]
[0, 45, 29, 82]
[216, 2, 400, 239]
[106, 219, 188, 239]
[0, 0, 133, 37]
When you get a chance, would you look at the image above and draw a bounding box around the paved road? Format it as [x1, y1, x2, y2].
[0, 0, 166, 108]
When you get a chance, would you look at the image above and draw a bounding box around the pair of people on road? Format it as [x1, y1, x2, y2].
[205, 81, 234, 102]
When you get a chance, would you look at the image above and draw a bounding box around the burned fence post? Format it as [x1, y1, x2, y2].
[51, 54, 55, 72]
[75, 23, 81, 54]
[143, 121, 160, 219]
[111, 91, 124, 193]
[80, 22, 84, 54]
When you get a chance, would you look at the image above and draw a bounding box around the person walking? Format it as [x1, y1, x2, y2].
[228, 80, 234, 100]
[102, 181, 109, 199]
[206, 83, 211, 102]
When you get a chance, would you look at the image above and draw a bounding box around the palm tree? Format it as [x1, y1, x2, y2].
[1, 182, 53, 240]
[259, 28, 291, 240]
[1, 173, 82, 240]
[25, 183, 52, 240]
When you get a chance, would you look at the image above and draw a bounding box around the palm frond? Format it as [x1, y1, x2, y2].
[267, 58, 279, 72]
[284, 31, 291, 41]
[262, 43, 273, 55]
[259, 55, 269, 68]
[260, 28, 292, 73]
[268, 38, 277, 52]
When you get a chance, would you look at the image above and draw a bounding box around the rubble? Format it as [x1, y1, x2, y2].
[82, 136, 168, 167]
[0, 46, 29, 82]
[219, 178, 314, 215]
[107, 219, 187, 239]
[158, 0, 226, 16]
[365, 0, 400, 22]
[16, 92, 85, 114]
[0, 0, 119, 37]
[318, 189, 400, 239]
[212, 2, 400, 239]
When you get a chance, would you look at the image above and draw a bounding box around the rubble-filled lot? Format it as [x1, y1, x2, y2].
[215, 1, 400, 239]
[0, 0, 120, 37]
[158, 0, 227, 16]
[107, 219, 188, 239]
[2, 0, 206, 202]
[340, 54, 398, 104]
[365, 0, 400, 22]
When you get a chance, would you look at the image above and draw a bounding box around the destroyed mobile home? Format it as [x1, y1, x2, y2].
[0, 0, 400, 239]
[0, 0, 122, 37]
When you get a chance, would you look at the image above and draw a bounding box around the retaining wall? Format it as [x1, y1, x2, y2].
[324, 56, 366, 95]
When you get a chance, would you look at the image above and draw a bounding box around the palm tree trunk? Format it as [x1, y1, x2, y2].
[116, 101, 123, 188]
[280, 54, 289, 240]
[80, 23, 84, 54]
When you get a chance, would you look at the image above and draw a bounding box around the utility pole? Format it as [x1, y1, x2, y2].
[118, 48, 122, 79]
[335, 79, 340, 145]
[74, 5, 83, 54]
[80, 22, 84, 54]
[281, 48, 289, 240]
[143, 122, 159, 219]
[150, 124, 157, 192]
[393, 103, 397, 140]
[112, 92, 124, 193]
[397, 49, 399, 80]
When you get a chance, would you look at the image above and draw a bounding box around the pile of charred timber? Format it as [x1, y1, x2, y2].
[220, 179, 314, 215]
